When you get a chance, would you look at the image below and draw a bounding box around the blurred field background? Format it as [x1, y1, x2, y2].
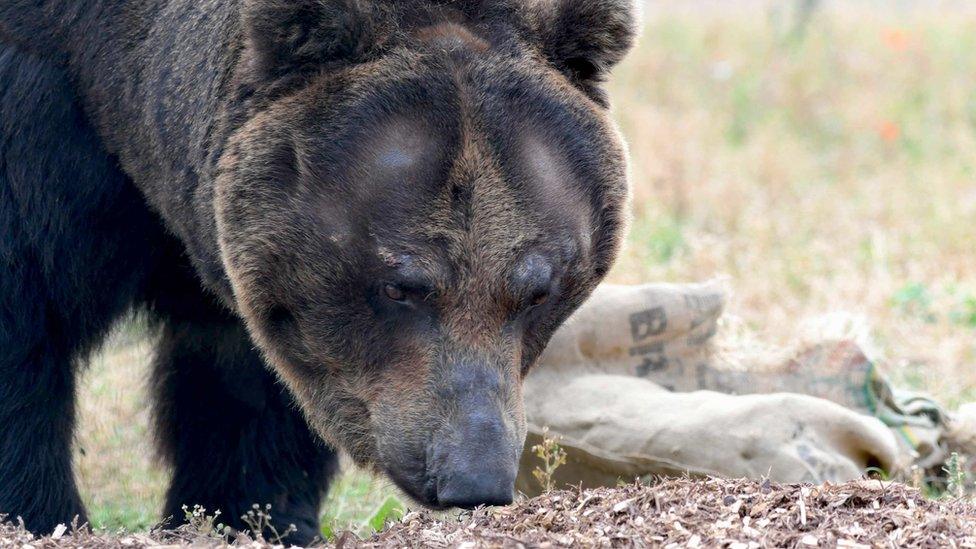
[75, 0, 976, 536]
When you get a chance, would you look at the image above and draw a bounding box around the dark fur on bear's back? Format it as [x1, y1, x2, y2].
[1, 0, 637, 544]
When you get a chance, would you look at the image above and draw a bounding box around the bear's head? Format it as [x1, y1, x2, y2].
[215, 0, 637, 508]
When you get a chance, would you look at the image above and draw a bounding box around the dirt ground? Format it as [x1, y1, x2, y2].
[5, 478, 975, 548]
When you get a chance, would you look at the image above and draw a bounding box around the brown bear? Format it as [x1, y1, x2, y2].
[0, 0, 636, 544]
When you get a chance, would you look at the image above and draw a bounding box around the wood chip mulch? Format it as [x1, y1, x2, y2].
[4, 478, 976, 548]
[359, 478, 976, 548]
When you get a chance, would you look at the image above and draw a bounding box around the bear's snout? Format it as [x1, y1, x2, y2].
[424, 362, 522, 509]
[433, 405, 518, 509]
[436, 461, 515, 509]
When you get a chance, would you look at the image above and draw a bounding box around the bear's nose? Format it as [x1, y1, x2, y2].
[436, 459, 515, 509]
[434, 409, 517, 509]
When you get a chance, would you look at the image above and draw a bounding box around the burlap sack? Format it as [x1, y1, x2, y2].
[518, 375, 901, 496]
[518, 282, 943, 495]
[535, 282, 723, 385]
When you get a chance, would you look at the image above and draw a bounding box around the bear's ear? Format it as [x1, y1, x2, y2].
[528, 0, 639, 105]
[242, 0, 390, 80]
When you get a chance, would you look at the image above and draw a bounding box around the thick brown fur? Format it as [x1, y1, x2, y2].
[0, 0, 638, 542]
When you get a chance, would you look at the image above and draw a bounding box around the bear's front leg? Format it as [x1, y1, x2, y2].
[149, 282, 338, 546]
[0, 351, 87, 532]
[1, 42, 165, 534]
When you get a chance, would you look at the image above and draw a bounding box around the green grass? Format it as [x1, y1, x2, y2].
[319, 470, 402, 540]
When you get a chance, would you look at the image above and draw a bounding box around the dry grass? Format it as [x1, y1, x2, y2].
[68, 0, 976, 537]
[607, 1, 976, 405]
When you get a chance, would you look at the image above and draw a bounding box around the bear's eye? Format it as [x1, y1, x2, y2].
[383, 283, 407, 303]
[529, 289, 550, 308]
[514, 254, 554, 312]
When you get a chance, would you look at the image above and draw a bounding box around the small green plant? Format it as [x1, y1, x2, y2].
[240, 504, 296, 545]
[531, 427, 567, 493]
[629, 214, 687, 265]
[365, 496, 404, 533]
[909, 465, 924, 490]
[892, 282, 936, 322]
[180, 505, 228, 541]
[949, 294, 976, 328]
[864, 466, 890, 481]
[321, 494, 404, 541]
[944, 452, 967, 499]
[320, 521, 337, 542]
